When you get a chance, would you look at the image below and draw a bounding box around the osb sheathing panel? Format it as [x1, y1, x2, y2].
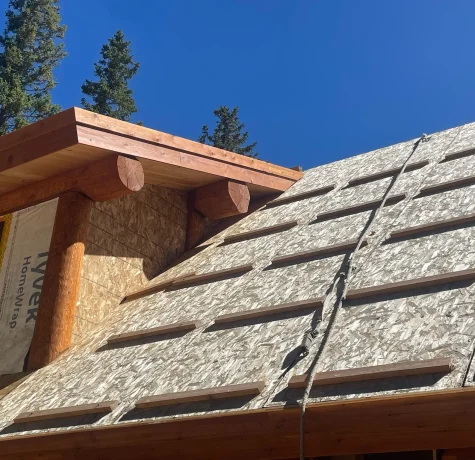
[2, 122, 475, 436]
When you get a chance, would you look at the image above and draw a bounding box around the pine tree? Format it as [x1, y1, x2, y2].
[81, 30, 140, 122]
[198, 106, 258, 158]
[0, 0, 66, 135]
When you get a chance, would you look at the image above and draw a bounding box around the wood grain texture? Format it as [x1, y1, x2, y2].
[441, 148, 475, 163]
[14, 401, 118, 424]
[418, 175, 475, 197]
[265, 184, 336, 208]
[135, 381, 265, 409]
[288, 358, 453, 388]
[27, 192, 93, 370]
[346, 268, 475, 300]
[223, 220, 298, 245]
[441, 448, 475, 460]
[107, 321, 198, 345]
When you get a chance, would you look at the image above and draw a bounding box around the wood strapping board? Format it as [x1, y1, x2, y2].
[346, 160, 429, 188]
[107, 321, 199, 345]
[222, 221, 298, 245]
[265, 184, 336, 208]
[417, 174, 475, 198]
[388, 213, 475, 240]
[314, 194, 406, 222]
[441, 148, 475, 163]
[135, 381, 265, 409]
[346, 268, 475, 300]
[122, 272, 196, 303]
[171, 264, 254, 289]
[14, 401, 119, 424]
[214, 298, 324, 325]
[271, 239, 366, 267]
[288, 358, 453, 388]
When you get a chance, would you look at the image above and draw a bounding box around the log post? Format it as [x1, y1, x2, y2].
[27, 191, 92, 370]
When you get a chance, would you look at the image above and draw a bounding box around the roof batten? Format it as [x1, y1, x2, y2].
[222, 221, 298, 245]
[265, 184, 336, 208]
[417, 175, 475, 198]
[441, 148, 475, 163]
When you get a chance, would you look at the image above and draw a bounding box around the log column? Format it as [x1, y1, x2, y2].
[27, 191, 92, 370]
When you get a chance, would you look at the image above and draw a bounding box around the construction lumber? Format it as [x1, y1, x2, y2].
[28, 192, 92, 370]
[135, 381, 265, 409]
[271, 239, 367, 267]
[107, 321, 198, 345]
[265, 184, 336, 208]
[288, 357, 453, 388]
[171, 264, 254, 289]
[192, 180, 250, 220]
[346, 160, 429, 187]
[122, 272, 196, 303]
[222, 221, 298, 245]
[345, 268, 475, 300]
[14, 401, 119, 424]
[315, 194, 406, 222]
[417, 175, 475, 198]
[388, 213, 475, 240]
[0, 155, 144, 216]
[442, 448, 475, 460]
[214, 298, 323, 325]
[441, 148, 475, 163]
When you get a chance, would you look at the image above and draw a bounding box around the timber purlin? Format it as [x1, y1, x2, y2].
[417, 174, 475, 198]
[346, 268, 475, 300]
[265, 184, 336, 208]
[107, 321, 199, 345]
[441, 148, 475, 163]
[14, 401, 119, 424]
[214, 298, 324, 325]
[135, 381, 266, 409]
[271, 238, 367, 267]
[288, 357, 453, 388]
[222, 220, 298, 245]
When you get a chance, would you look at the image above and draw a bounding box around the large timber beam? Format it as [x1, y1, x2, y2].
[0, 155, 144, 216]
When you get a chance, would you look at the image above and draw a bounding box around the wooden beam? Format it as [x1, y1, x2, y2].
[288, 358, 453, 388]
[14, 401, 118, 424]
[192, 180, 250, 220]
[214, 298, 323, 325]
[265, 184, 336, 208]
[442, 448, 475, 460]
[0, 155, 144, 216]
[27, 192, 92, 370]
[417, 175, 475, 198]
[222, 221, 298, 245]
[135, 382, 265, 409]
[107, 321, 198, 345]
[345, 268, 475, 301]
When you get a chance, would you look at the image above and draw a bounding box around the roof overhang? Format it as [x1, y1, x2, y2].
[1, 388, 475, 459]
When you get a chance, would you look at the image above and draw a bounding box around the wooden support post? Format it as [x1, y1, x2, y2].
[27, 191, 92, 370]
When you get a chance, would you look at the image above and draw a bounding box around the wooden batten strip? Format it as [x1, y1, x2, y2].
[288, 358, 453, 388]
[171, 264, 254, 289]
[265, 185, 336, 208]
[441, 148, 475, 163]
[107, 321, 198, 345]
[135, 381, 265, 409]
[346, 160, 429, 188]
[388, 213, 475, 240]
[314, 194, 406, 222]
[122, 272, 196, 303]
[271, 239, 366, 267]
[417, 175, 475, 198]
[214, 298, 324, 325]
[222, 221, 298, 245]
[346, 268, 475, 300]
[14, 401, 119, 424]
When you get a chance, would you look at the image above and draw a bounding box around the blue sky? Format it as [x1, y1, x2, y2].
[2, 1, 475, 169]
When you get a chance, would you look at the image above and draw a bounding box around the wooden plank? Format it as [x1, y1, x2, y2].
[288, 358, 453, 388]
[214, 298, 323, 325]
[135, 381, 265, 409]
[222, 221, 298, 245]
[345, 268, 475, 300]
[271, 239, 366, 267]
[171, 264, 254, 289]
[14, 401, 118, 424]
[265, 184, 336, 208]
[442, 448, 475, 460]
[441, 148, 475, 163]
[107, 321, 198, 345]
[122, 272, 196, 303]
[388, 213, 475, 240]
[418, 175, 475, 198]
[315, 194, 406, 222]
[27, 192, 92, 370]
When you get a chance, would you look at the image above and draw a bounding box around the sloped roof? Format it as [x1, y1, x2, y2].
[2, 120, 475, 456]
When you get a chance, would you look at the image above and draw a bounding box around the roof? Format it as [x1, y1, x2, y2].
[2, 119, 475, 458]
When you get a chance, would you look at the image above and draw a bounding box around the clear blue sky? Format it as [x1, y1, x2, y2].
[3, 1, 475, 169]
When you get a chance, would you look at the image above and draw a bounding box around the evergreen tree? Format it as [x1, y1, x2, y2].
[0, 0, 66, 135]
[198, 106, 258, 158]
[81, 30, 140, 122]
